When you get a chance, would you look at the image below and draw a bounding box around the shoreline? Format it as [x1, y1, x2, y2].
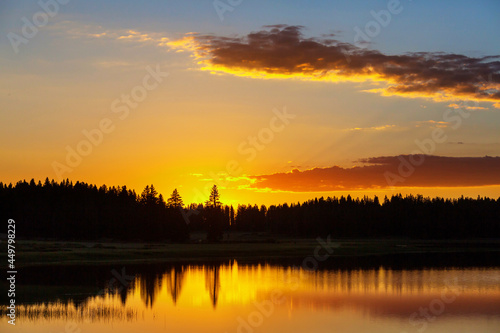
[14, 238, 500, 268]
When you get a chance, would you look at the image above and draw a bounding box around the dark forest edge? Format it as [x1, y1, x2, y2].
[1, 178, 500, 244]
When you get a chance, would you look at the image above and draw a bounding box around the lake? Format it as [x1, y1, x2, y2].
[1, 259, 500, 332]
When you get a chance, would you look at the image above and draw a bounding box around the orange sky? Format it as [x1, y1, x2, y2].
[1, 3, 500, 206]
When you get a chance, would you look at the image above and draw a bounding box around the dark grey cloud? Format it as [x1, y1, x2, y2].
[249, 155, 500, 191]
[181, 25, 500, 106]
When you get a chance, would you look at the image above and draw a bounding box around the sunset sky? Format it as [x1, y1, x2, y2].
[1, 0, 500, 206]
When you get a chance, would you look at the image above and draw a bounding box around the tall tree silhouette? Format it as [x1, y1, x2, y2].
[140, 184, 159, 205]
[230, 205, 235, 227]
[204, 185, 224, 242]
[206, 185, 221, 208]
[167, 188, 184, 208]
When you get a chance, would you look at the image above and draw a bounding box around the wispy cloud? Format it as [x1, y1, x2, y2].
[415, 120, 450, 128]
[466, 106, 489, 110]
[247, 155, 500, 192]
[448, 103, 489, 110]
[170, 25, 500, 107]
[345, 121, 450, 132]
[92, 60, 138, 69]
[52, 21, 172, 48]
[346, 124, 397, 132]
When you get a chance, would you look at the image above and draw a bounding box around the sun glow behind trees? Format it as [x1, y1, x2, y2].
[1, 179, 499, 242]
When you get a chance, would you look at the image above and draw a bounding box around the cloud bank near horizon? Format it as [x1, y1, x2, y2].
[247, 155, 500, 192]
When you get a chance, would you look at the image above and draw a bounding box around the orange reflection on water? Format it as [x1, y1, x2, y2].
[2, 263, 500, 333]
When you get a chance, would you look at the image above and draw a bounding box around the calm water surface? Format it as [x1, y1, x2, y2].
[1, 262, 500, 332]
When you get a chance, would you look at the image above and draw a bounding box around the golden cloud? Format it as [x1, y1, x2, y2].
[171, 25, 500, 107]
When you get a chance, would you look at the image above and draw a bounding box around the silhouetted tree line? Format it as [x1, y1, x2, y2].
[0, 179, 189, 242]
[1, 179, 499, 241]
[234, 195, 500, 239]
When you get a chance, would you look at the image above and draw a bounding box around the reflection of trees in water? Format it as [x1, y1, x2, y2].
[165, 266, 186, 304]
[139, 271, 161, 308]
[138, 264, 222, 307]
[118, 284, 129, 305]
[138, 266, 188, 307]
[4, 265, 500, 322]
[124, 263, 224, 308]
[106, 278, 134, 306]
[204, 265, 221, 308]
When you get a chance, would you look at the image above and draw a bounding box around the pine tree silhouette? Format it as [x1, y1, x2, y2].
[167, 188, 184, 208]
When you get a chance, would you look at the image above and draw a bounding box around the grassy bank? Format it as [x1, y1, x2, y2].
[12, 235, 500, 267]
